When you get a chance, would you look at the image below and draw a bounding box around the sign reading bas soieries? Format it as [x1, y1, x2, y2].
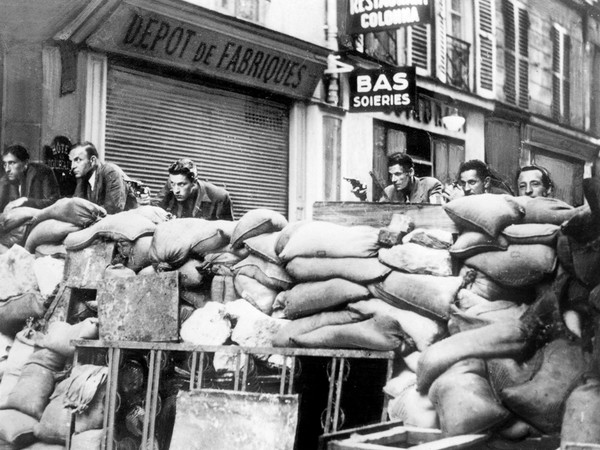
[348, 0, 433, 35]
[350, 67, 416, 112]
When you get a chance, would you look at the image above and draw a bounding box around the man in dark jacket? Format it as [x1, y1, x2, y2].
[159, 159, 234, 220]
[69, 141, 134, 214]
[443, 159, 514, 201]
[0, 145, 60, 211]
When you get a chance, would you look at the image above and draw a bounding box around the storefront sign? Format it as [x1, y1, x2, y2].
[349, 67, 416, 112]
[85, 4, 326, 99]
[348, 0, 432, 35]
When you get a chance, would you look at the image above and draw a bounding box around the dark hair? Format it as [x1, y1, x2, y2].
[516, 165, 554, 190]
[458, 159, 490, 181]
[2, 145, 30, 162]
[387, 152, 414, 172]
[168, 160, 196, 182]
[70, 141, 99, 159]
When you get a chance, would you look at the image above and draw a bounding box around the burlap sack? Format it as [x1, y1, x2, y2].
[0, 292, 46, 336]
[74, 384, 106, 434]
[561, 375, 600, 448]
[33, 198, 106, 228]
[501, 223, 560, 246]
[449, 232, 509, 259]
[130, 205, 171, 224]
[34, 244, 67, 259]
[286, 257, 391, 283]
[230, 209, 288, 249]
[103, 264, 136, 279]
[0, 409, 38, 448]
[429, 358, 512, 436]
[0, 245, 39, 301]
[383, 368, 417, 398]
[210, 274, 237, 304]
[39, 318, 98, 358]
[0, 207, 39, 234]
[278, 221, 380, 261]
[448, 302, 528, 334]
[272, 310, 364, 347]
[443, 194, 524, 237]
[0, 331, 36, 405]
[70, 429, 104, 450]
[233, 255, 293, 291]
[379, 243, 452, 276]
[233, 274, 279, 315]
[180, 286, 211, 309]
[274, 220, 310, 255]
[180, 303, 231, 346]
[278, 278, 370, 319]
[119, 236, 153, 273]
[244, 232, 282, 264]
[24, 220, 81, 253]
[465, 244, 557, 287]
[511, 196, 577, 224]
[368, 272, 462, 320]
[402, 228, 454, 249]
[458, 267, 535, 302]
[33, 379, 70, 444]
[177, 259, 205, 289]
[0, 223, 28, 249]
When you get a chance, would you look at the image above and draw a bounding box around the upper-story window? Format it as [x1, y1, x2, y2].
[502, 0, 529, 109]
[551, 24, 571, 123]
[185, 0, 268, 24]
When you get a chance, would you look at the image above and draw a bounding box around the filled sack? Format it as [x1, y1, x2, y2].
[33, 198, 106, 228]
[38, 318, 99, 358]
[210, 274, 237, 304]
[464, 244, 557, 287]
[33, 379, 70, 445]
[387, 377, 439, 428]
[130, 205, 171, 224]
[103, 264, 136, 279]
[0, 207, 39, 234]
[274, 220, 310, 255]
[449, 232, 509, 259]
[448, 302, 528, 334]
[443, 194, 524, 237]
[177, 259, 205, 289]
[0, 245, 39, 301]
[180, 302, 231, 346]
[379, 243, 452, 276]
[34, 244, 67, 259]
[233, 255, 293, 291]
[501, 223, 560, 246]
[0, 223, 28, 249]
[70, 429, 104, 450]
[278, 221, 379, 261]
[0, 409, 38, 448]
[230, 209, 288, 249]
[458, 267, 535, 302]
[286, 256, 391, 284]
[233, 274, 279, 315]
[511, 196, 577, 224]
[368, 272, 462, 320]
[24, 219, 81, 253]
[401, 228, 453, 249]
[243, 232, 282, 264]
[0, 292, 46, 336]
[0, 331, 36, 405]
[561, 375, 600, 448]
[277, 278, 370, 319]
[118, 235, 153, 273]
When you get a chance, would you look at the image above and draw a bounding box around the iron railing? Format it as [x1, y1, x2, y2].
[446, 35, 471, 91]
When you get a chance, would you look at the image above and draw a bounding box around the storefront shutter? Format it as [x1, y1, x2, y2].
[104, 67, 289, 218]
[475, 0, 496, 98]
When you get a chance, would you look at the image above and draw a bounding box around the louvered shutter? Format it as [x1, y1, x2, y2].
[434, 0, 447, 83]
[502, 0, 516, 104]
[517, 7, 529, 109]
[104, 67, 289, 218]
[408, 24, 431, 74]
[475, 0, 496, 98]
[563, 34, 571, 120]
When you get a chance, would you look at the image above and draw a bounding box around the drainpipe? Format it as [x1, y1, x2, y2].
[325, 0, 339, 106]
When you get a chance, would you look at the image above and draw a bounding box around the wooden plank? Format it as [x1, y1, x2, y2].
[64, 240, 116, 289]
[312, 202, 458, 234]
[170, 389, 299, 450]
[408, 434, 488, 450]
[346, 426, 408, 445]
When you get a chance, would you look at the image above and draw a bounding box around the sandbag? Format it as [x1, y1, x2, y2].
[70, 429, 104, 450]
[278, 278, 370, 319]
[449, 232, 509, 259]
[103, 264, 136, 279]
[511, 196, 577, 224]
[388, 383, 439, 429]
[274, 220, 310, 255]
[34, 244, 67, 259]
[233, 255, 293, 291]
[561, 375, 600, 448]
[233, 274, 279, 315]
[429, 358, 511, 436]
[149, 218, 229, 268]
[38, 318, 99, 358]
[278, 221, 379, 261]
[203, 250, 244, 270]
[285, 257, 391, 283]
[210, 274, 237, 304]
[0, 409, 38, 448]
[33, 379, 70, 445]
[0, 292, 46, 336]
[64, 211, 155, 251]
[0, 207, 39, 234]
[500, 338, 588, 434]
[0, 331, 36, 405]
[348, 299, 446, 351]
[401, 228, 453, 249]
[24, 220, 81, 253]
[465, 244, 557, 287]
[33, 198, 106, 228]
[22, 443, 66, 450]
[383, 368, 417, 398]
[180, 303, 231, 346]
[486, 355, 544, 396]
[417, 320, 529, 393]
[0, 245, 39, 301]
[272, 310, 364, 347]
[244, 232, 282, 264]
[569, 236, 600, 288]
[0, 223, 28, 248]
[501, 223, 560, 246]
[379, 243, 452, 276]
[130, 205, 171, 224]
[443, 194, 524, 237]
[33, 256, 64, 298]
[230, 209, 288, 249]
[290, 315, 405, 351]
[448, 302, 528, 334]
[74, 383, 105, 434]
[458, 267, 535, 302]
[368, 272, 462, 320]
[119, 236, 153, 273]
[177, 259, 205, 289]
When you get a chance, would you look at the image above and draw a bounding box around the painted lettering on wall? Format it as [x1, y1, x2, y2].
[348, 0, 432, 34]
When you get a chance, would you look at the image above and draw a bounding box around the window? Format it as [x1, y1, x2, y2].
[502, 0, 529, 109]
[323, 116, 342, 201]
[552, 24, 571, 123]
[212, 0, 267, 23]
[446, 0, 472, 91]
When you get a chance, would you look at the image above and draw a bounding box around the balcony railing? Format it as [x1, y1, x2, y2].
[446, 35, 471, 92]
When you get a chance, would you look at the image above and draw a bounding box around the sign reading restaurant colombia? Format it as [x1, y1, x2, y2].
[348, 0, 432, 34]
[85, 5, 325, 99]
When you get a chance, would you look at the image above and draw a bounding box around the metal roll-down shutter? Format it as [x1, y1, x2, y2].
[105, 67, 290, 217]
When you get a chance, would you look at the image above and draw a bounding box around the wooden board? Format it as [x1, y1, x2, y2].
[97, 271, 179, 342]
[63, 240, 116, 289]
[170, 389, 299, 450]
[312, 202, 458, 234]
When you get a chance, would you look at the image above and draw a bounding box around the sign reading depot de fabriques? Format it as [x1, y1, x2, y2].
[348, 0, 433, 34]
[349, 67, 416, 113]
[85, 4, 325, 99]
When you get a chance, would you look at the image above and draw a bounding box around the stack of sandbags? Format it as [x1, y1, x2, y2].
[0, 206, 40, 251]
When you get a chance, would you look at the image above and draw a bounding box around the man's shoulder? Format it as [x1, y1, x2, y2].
[417, 176, 443, 189]
[198, 180, 230, 201]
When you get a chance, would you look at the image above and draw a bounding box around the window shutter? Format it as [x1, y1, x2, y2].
[502, 0, 516, 104]
[517, 7, 529, 109]
[435, 0, 447, 83]
[552, 25, 570, 122]
[475, 0, 496, 98]
[408, 24, 431, 75]
[563, 34, 571, 120]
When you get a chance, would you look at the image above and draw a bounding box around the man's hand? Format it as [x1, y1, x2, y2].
[4, 197, 27, 211]
[442, 183, 464, 203]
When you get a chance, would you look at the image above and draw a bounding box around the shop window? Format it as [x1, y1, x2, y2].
[323, 116, 342, 201]
[432, 138, 466, 185]
[552, 24, 571, 123]
[502, 0, 529, 109]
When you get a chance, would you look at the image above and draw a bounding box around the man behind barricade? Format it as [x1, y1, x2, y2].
[516, 165, 554, 198]
[443, 159, 514, 201]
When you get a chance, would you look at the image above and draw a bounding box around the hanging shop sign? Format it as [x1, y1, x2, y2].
[85, 4, 326, 99]
[349, 67, 416, 112]
[348, 0, 433, 35]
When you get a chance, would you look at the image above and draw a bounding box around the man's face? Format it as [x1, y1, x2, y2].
[169, 174, 194, 203]
[2, 153, 27, 182]
[69, 147, 96, 178]
[388, 164, 413, 192]
[459, 169, 488, 196]
[518, 169, 549, 198]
